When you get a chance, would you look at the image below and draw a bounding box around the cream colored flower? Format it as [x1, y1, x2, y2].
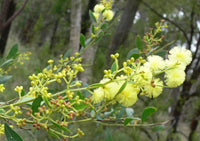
[103, 10, 114, 21]
[165, 69, 185, 87]
[168, 46, 192, 66]
[144, 78, 163, 98]
[144, 55, 165, 72]
[94, 4, 105, 13]
[116, 83, 139, 107]
[92, 87, 105, 103]
[93, 12, 100, 20]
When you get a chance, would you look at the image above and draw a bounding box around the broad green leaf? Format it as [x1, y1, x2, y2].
[127, 48, 139, 59]
[21, 90, 25, 97]
[153, 125, 165, 131]
[0, 108, 5, 113]
[6, 44, 18, 59]
[142, 107, 157, 122]
[124, 118, 134, 126]
[51, 119, 71, 133]
[101, 23, 108, 29]
[74, 102, 88, 110]
[32, 96, 43, 114]
[126, 108, 134, 118]
[77, 91, 85, 99]
[92, 25, 95, 34]
[80, 34, 86, 47]
[89, 10, 97, 22]
[43, 96, 51, 108]
[4, 123, 23, 141]
[155, 50, 166, 57]
[0, 59, 13, 68]
[116, 81, 127, 95]
[111, 62, 117, 73]
[0, 75, 12, 84]
[105, 128, 113, 141]
[136, 35, 144, 51]
[48, 130, 60, 139]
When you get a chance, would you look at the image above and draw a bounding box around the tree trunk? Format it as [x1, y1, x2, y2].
[69, 0, 82, 55]
[106, 0, 141, 64]
[0, 0, 16, 56]
[49, 18, 59, 50]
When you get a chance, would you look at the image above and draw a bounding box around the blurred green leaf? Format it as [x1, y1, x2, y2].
[50, 119, 71, 133]
[74, 102, 88, 110]
[111, 62, 117, 73]
[43, 96, 51, 108]
[142, 107, 157, 122]
[116, 81, 127, 95]
[89, 10, 97, 22]
[105, 128, 113, 141]
[48, 130, 60, 139]
[80, 34, 86, 48]
[136, 35, 144, 51]
[21, 89, 25, 96]
[127, 48, 139, 59]
[63, 48, 72, 58]
[77, 91, 85, 99]
[124, 118, 134, 126]
[32, 96, 42, 114]
[153, 125, 165, 131]
[4, 123, 23, 141]
[92, 25, 95, 34]
[88, 83, 104, 88]
[7, 44, 18, 59]
[101, 23, 108, 29]
[155, 50, 166, 57]
[0, 108, 5, 113]
[0, 59, 13, 68]
[0, 75, 12, 84]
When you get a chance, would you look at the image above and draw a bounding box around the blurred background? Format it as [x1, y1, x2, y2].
[0, 0, 200, 140]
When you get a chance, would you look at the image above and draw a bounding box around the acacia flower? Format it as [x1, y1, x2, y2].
[92, 87, 104, 103]
[14, 86, 23, 93]
[103, 10, 114, 21]
[168, 46, 192, 66]
[0, 84, 5, 93]
[165, 69, 185, 87]
[144, 55, 165, 72]
[94, 4, 105, 13]
[116, 83, 139, 107]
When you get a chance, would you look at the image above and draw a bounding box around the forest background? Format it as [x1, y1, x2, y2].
[0, 0, 200, 141]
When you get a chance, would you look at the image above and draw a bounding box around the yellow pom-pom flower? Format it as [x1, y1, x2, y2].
[0, 84, 5, 93]
[144, 55, 165, 72]
[168, 46, 192, 66]
[14, 86, 23, 93]
[116, 83, 139, 107]
[165, 69, 185, 87]
[94, 4, 105, 13]
[165, 59, 186, 70]
[92, 87, 105, 103]
[103, 10, 114, 21]
[144, 78, 163, 98]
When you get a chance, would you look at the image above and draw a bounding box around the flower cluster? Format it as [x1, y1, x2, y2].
[92, 46, 192, 107]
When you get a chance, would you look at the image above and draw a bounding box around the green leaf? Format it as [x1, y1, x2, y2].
[32, 96, 43, 114]
[43, 96, 51, 108]
[48, 130, 60, 139]
[0, 75, 12, 84]
[142, 107, 157, 122]
[136, 35, 143, 51]
[21, 90, 25, 97]
[7, 44, 18, 59]
[124, 118, 134, 126]
[116, 81, 127, 95]
[127, 48, 139, 59]
[92, 25, 95, 34]
[105, 128, 113, 141]
[80, 34, 86, 48]
[50, 119, 71, 133]
[4, 123, 23, 141]
[101, 23, 108, 29]
[88, 83, 104, 88]
[116, 107, 125, 119]
[126, 108, 134, 118]
[95, 31, 104, 42]
[77, 91, 85, 99]
[74, 102, 88, 110]
[155, 50, 166, 57]
[153, 125, 165, 131]
[0, 108, 5, 113]
[89, 10, 97, 22]
[111, 62, 117, 73]
[0, 59, 13, 68]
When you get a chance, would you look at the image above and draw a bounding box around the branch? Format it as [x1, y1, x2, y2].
[2, 0, 29, 29]
[188, 4, 195, 50]
[141, 0, 189, 45]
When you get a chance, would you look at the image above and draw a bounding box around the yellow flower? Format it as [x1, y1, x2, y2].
[165, 59, 186, 70]
[14, 86, 23, 93]
[94, 4, 105, 13]
[93, 12, 100, 21]
[92, 87, 105, 103]
[0, 84, 5, 93]
[168, 46, 192, 66]
[48, 59, 54, 64]
[144, 79, 163, 98]
[116, 83, 139, 107]
[165, 69, 185, 87]
[103, 10, 114, 21]
[144, 55, 165, 72]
